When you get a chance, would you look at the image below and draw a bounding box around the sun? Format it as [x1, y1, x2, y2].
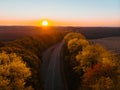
[42, 20, 48, 26]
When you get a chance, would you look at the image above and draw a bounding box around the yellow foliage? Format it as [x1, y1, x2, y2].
[102, 57, 116, 67]
[0, 51, 33, 90]
[64, 32, 86, 45]
[68, 38, 89, 53]
[76, 44, 117, 72]
[92, 77, 114, 90]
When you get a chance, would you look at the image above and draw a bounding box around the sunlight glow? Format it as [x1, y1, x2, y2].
[42, 20, 48, 26]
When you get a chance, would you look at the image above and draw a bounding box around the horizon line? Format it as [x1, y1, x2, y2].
[0, 25, 120, 28]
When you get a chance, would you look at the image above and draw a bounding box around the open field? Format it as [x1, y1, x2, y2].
[90, 37, 120, 55]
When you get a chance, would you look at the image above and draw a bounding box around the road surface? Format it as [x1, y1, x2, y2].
[42, 42, 66, 90]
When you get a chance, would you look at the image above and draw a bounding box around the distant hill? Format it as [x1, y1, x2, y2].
[0, 26, 120, 41]
[59, 27, 120, 39]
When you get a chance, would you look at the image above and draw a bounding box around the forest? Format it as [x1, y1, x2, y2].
[0, 29, 65, 90]
[0, 27, 120, 90]
[63, 32, 120, 90]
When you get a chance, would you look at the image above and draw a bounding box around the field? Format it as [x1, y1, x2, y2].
[90, 37, 120, 55]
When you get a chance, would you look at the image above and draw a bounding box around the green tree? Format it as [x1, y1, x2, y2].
[0, 51, 33, 90]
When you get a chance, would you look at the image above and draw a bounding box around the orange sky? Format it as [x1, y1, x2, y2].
[0, 0, 119, 27]
[0, 19, 120, 27]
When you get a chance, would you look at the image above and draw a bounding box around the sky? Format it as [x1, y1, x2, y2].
[0, 0, 120, 26]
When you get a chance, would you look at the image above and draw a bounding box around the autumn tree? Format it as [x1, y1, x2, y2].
[63, 32, 88, 90]
[68, 38, 89, 53]
[0, 51, 33, 90]
[63, 32, 120, 90]
[64, 32, 86, 45]
[75, 44, 120, 90]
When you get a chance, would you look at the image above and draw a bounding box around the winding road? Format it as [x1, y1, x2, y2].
[42, 42, 66, 90]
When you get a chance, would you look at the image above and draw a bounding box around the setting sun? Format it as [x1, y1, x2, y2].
[42, 20, 48, 26]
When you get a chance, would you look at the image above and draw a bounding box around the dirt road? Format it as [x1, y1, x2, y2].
[42, 42, 66, 90]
